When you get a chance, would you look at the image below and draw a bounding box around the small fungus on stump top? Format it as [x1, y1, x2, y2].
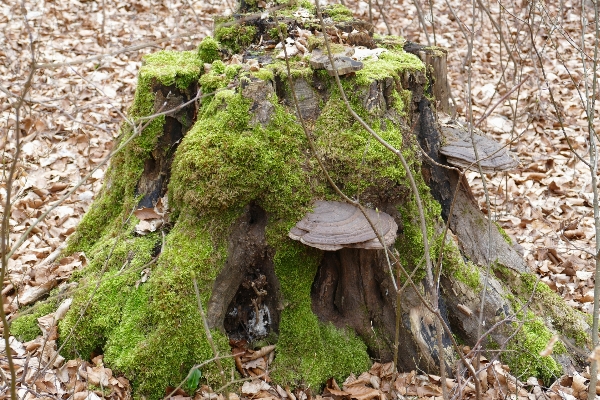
[288, 200, 397, 251]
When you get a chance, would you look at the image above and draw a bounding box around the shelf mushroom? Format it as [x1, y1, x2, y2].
[439, 119, 519, 173]
[288, 200, 397, 251]
[309, 50, 364, 76]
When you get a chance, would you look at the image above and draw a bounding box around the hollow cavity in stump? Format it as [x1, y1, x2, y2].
[224, 269, 274, 341]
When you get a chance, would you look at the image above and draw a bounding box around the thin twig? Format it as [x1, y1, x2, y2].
[192, 278, 229, 399]
[473, 76, 530, 128]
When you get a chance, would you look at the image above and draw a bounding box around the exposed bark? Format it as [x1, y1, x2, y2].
[208, 204, 283, 341]
[416, 98, 528, 272]
[405, 43, 451, 114]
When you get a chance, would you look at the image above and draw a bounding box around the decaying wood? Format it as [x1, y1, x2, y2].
[118, 10, 590, 386]
[416, 99, 526, 270]
[135, 80, 198, 208]
[207, 204, 283, 341]
[309, 53, 364, 76]
[405, 43, 451, 114]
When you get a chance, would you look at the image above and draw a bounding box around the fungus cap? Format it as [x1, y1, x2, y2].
[309, 52, 364, 76]
[439, 119, 518, 173]
[289, 200, 397, 251]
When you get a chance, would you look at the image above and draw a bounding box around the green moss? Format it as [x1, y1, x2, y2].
[395, 184, 442, 281]
[167, 89, 377, 388]
[441, 240, 480, 290]
[11, 301, 57, 342]
[307, 35, 325, 51]
[269, 22, 288, 41]
[169, 92, 312, 217]
[423, 46, 447, 58]
[262, 59, 314, 81]
[306, 35, 345, 53]
[65, 43, 439, 396]
[503, 312, 565, 384]
[297, 0, 316, 10]
[322, 4, 353, 22]
[197, 36, 221, 63]
[140, 51, 203, 90]
[519, 273, 591, 347]
[390, 89, 412, 117]
[60, 221, 233, 398]
[215, 23, 257, 54]
[314, 97, 408, 193]
[200, 73, 228, 94]
[212, 60, 226, 74]
[270, 241, 371, 387]
[494, 221, 512, 245]
[488, 266, 591, 383]
[375, 35, 406, 51]
[251, 68, 275, 82]
[356, 51, 424, 86]
[225, 64, 242, 80]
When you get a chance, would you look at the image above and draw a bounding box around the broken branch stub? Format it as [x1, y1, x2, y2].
[289, 200, 397, 251]
[439, 119, 519, 173]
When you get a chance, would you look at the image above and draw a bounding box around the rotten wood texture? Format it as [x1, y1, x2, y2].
[310, 246, 453, 370]
[404, 42, 451, 114]
[135, 80, 197, 208]
[207, 204, 283, 340]
[416, 98, 527, 271]
[416, 97, 586, 374]
[129, 16, 589, 377]
[309, 53, 364, 76]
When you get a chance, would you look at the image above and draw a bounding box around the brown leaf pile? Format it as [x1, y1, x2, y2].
[0, 315, 130, 400]
[208, 359, 593, 400]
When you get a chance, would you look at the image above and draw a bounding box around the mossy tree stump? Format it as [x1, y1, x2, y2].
[30, 4, 592, 398]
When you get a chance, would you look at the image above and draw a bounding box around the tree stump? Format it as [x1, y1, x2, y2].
[42, 4, 592, 398]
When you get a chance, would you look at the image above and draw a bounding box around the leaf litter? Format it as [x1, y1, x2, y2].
[2, 0, 600, 397]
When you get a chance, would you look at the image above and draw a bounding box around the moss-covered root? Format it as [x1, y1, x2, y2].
[271, 242, 371, 387]
[490, 266, 591, 383]
[59, 218, 233, 398]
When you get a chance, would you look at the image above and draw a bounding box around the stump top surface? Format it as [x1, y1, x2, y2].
[289, 200, 397, 251]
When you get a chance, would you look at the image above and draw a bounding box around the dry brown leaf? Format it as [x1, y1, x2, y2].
[343, 385, 381, 400]
[134, 207, 162, 220]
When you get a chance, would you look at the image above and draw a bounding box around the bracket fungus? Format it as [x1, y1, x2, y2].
[439, 118, 519, 173]
[309, 51, 364, 76]
[288, 200, 397, 251]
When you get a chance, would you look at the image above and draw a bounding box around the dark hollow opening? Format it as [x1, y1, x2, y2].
[213, 204, 281, 344]
[135, 115, 184, 208]
[224, 266, 277, 342]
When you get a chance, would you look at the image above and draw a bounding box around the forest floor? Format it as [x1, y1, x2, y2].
[1, 0, 598, 398]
